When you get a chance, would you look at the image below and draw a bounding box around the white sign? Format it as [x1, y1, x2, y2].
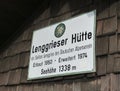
[28, 10, 96, 80]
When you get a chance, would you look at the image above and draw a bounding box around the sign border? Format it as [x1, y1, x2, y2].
[28, 10, 96, 80]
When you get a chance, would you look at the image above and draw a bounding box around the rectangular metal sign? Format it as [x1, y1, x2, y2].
[28, 10, 96, 80]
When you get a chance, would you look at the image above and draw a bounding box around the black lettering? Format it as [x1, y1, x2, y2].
[61, 39, 64, 46]
[88, 32, 92, 39]
[54, 41, 57, 48]
[32, 38, 68, 53]
[72, 34, 76, 43]
[71, 31, 92, 44]
[32, 46, 34, 53]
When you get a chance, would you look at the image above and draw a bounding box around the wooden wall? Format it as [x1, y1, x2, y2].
[0, 0, 120, 91]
